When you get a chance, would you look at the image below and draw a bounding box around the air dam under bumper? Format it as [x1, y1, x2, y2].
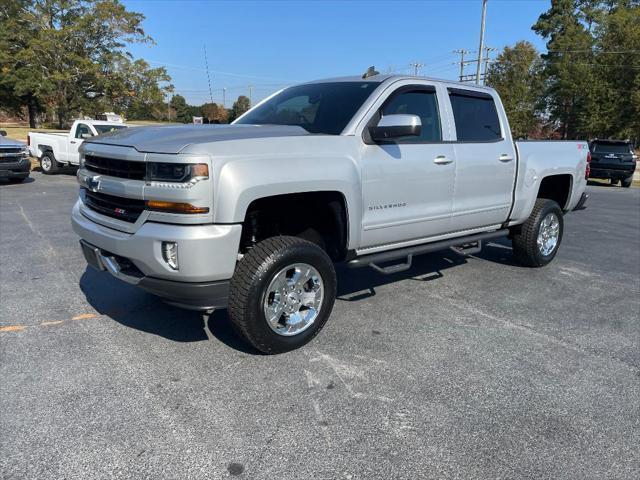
[72, 200, 241, 310]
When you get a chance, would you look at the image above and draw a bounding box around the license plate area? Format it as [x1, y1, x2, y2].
[80, 240, 105, 271]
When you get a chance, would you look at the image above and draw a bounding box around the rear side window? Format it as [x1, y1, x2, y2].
[449, 90, 502, 142]
[381, 89, 442, 142]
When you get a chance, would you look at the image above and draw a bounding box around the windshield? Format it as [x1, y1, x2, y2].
[94, 125, 127, 135]
[592, 142, 631, 154]
[235, 82, 381, 135]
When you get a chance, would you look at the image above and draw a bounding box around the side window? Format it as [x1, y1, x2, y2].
[381, 89, 442, 142]
[449, 91, 502, 142]
[75, 124, 92, 139]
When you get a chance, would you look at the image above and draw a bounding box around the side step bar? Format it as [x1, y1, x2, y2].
[347, 229, 509, 273]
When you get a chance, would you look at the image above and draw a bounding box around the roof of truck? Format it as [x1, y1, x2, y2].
[303, 74, 495, 91]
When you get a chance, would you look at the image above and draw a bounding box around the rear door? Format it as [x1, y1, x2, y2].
[447, 88, 516, 231]
[359, 83, 456, 248]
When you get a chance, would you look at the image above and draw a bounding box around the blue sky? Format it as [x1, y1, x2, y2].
[123, 0, 550, 105]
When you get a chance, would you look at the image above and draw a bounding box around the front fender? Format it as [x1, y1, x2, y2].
[212, 155, 362, 249]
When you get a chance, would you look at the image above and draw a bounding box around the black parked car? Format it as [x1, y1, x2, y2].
[589, 139, 637, 188]
[0, 129, 31, 183]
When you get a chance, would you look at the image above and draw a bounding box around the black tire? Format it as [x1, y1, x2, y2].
[610, 178, 619, 186]
[512, 198, 564, 268]
[621, 175, 633, 188]
[228, 236, 337, 354]
[40, 152, 59, 175]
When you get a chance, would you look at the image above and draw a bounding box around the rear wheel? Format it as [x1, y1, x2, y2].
[40, 152, 59, 175]
[228, 236, 337, 354]
[512, 198, 564, 267]
[621, 175, 633, 188]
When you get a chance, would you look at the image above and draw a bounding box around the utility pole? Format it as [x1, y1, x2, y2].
[409, 62, 424, 76]
[248, 85, 253, 106]
[454, 49, 470, 82]
[483, 47, 497, 85]
[203, 44, 213, 104]
[222, 87, 227, 108]
[476, 0, 488, 84]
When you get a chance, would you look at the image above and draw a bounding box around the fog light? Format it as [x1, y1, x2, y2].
[162, 242, 179, 270]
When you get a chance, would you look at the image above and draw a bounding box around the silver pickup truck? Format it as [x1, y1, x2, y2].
[72, 74, 589, 353]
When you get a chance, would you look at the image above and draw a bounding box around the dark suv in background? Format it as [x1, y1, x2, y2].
[589, 139, 637, 188]
[0, 129, 31, 184]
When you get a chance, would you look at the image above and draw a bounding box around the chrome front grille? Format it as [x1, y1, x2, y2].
[82, 188, 145, 223]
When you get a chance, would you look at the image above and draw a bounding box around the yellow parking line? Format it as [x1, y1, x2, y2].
[0, 325, 26, 333]
[72, 313, 98, 321]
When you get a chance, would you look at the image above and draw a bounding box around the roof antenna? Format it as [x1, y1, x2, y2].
[362, 66, 380, 79]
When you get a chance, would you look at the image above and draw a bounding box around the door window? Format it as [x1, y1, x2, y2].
[381, 89, 441, 142]
[75, 124, 92, 139]
[449, 90, 502, 142]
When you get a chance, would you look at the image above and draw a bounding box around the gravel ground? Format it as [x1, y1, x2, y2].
[1, 172, 639, 479]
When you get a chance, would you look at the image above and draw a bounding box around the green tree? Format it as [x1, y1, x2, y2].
[229, 95, 250, 122]
[169, 94, 191, 123]
[486, 41, 544, 139]
[533, 0, 598, 139]
[591, 1, 640, 141]
[201, 102, 228, 123]
[0, 0, 171, 127]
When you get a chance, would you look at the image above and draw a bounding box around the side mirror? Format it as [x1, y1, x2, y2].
[0, 130, 6, 137]
[369, 114, 421, 142]
[81, 133, 92, 139]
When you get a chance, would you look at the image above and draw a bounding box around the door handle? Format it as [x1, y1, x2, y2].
[433, 155, 453, 165]
[499, 153, 514, 162]
[70, 141, 76, 144]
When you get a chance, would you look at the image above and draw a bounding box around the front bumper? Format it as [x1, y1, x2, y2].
[72, 200, 242, 309]
[0, 158, 30, 179]
[80, 240, 229, 310]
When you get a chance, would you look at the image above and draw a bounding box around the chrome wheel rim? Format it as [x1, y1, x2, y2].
[263, 263, 324, 337]
[537, 212, 560, 256]
[41, 156, 51, 171]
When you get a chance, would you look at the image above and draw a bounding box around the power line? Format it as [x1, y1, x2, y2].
[409, 62, 425, 76]
[454, 49, 471, 82]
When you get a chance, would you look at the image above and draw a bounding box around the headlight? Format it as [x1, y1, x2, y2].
[146, 162, 209, 183]
[20, 145, 28, 156]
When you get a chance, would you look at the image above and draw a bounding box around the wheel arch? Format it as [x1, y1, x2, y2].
[536, 173, 573, 211]
[238, 190, 350, 262]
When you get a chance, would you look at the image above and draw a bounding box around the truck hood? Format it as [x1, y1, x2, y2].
[83, 124, 311, 154]
[0, 136, 25, 148]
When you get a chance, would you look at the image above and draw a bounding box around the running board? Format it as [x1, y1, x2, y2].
[347, 229, 509, 273]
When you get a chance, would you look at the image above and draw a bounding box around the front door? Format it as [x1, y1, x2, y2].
[70, 123, 93, 164]
[360, 86, 456, 249]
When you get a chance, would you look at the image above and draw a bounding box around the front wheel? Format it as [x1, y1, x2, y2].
[228, 236, 337, 354]
[621, 175, 633, 188]
[511, 198, 564, 267]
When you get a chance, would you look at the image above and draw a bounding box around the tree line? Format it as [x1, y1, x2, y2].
[486, 0, 639, 143]
[167, 94, 251, 124]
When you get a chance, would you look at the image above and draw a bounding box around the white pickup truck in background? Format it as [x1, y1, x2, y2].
[28, 120, 128, 174]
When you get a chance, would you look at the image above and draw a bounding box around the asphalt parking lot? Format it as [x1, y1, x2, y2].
[1, 171, 639, 479]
